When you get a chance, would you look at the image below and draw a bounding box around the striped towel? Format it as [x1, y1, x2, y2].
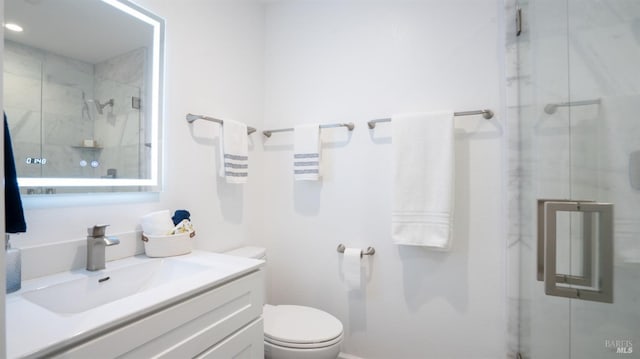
[293, 124, 321, 181]
[219, 119, 248, 184]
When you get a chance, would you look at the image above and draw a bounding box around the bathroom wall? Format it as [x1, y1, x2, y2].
[12, 0, 266, 255]
[257, 1, 507, 358]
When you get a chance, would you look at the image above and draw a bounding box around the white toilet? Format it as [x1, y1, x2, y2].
[225, 246, 344, 359]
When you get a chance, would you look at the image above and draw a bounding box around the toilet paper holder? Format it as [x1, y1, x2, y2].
[337, 244, 375, 257]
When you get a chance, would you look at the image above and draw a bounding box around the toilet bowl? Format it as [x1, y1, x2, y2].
[225, 247, 344, 359]
[263, 304, 343, 359]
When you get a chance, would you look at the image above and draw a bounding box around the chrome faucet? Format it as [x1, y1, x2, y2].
[86, 224, 120, 271]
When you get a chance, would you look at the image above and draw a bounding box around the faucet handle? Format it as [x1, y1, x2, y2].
[88, 224, 109, 237]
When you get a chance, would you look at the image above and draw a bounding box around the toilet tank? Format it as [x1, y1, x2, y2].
[225, 246, 267, 304]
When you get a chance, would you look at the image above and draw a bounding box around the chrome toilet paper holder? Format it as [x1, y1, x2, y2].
[337, 244, 375, 258]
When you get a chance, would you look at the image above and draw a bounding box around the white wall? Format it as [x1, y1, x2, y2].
[258, 1, 506, 358]
[13, 0, 265, 254]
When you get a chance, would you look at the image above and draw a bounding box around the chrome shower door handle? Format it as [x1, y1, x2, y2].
[537, 199, 594, 286]
[537, 199, 614, 303]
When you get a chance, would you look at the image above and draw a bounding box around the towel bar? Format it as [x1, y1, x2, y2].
[263, 122, 355, 137]
[337, 244, 375, 258]
[543, 99, 600, 114]
[186, 113, 256, 135]
[367, 109, 494, 129]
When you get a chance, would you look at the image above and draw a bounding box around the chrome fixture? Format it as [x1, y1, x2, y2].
[83, 95, 115, 116]
[5, 234, 21, 293]
[186, 113, 257, 135]
[367, 109, 494, 129]
[86, 224, 120, 271]
[263, 122, 355, 137]
[95, 99, 115, 115]
[337, 243, 375, 257]
[543, 99, 601, 114]
[537, 199, 613, 303]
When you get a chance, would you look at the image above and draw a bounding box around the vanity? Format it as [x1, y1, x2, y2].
[6, 251, 265, 358]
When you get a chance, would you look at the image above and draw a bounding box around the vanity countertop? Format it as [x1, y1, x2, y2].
[6, 250, 263, 358]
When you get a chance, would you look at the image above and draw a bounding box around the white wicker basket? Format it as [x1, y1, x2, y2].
[142, 232, 192, 257]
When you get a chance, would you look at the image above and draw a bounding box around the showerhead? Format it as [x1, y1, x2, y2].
[95, 99, 115, 115]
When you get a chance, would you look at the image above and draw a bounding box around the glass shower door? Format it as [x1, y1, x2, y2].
[519, 0, 640, 358]
[565, 0, 640, 357]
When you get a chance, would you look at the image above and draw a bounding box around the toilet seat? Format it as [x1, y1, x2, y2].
[263, 305, 343, 349]
[265, 332, 344, 349]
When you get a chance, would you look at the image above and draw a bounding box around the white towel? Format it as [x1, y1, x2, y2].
[219, 119, 248, 184]
[293, 124, 321, 181]
[392, 112, 455, 249]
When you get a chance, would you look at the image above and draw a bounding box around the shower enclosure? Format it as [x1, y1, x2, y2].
[3, 40, 145, 192]
[513, 0, 640, 357]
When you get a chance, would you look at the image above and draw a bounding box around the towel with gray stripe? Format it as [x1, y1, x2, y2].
[219, 118, 248, 184]
[293, 124, 321, 181]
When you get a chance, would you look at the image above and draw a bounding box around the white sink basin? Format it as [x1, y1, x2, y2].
[22, 258, 209, 314]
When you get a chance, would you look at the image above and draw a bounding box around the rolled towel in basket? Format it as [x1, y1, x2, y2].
[172, 210, 191, 225]
[171, 219, 196, 238]
[141, 210, 174, 235]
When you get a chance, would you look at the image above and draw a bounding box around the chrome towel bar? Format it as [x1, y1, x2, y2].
[543, 99, 601, 114]
[186, 113, 256, 135]
[263, 122, 355, 137]
[367, 109, 494, 129]
[337, 244, 375, 258]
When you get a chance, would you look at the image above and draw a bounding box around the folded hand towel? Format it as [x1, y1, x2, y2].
[293, 124, 321, 181]
[392, 112, 455, 249]
[219, 119, 248, 184]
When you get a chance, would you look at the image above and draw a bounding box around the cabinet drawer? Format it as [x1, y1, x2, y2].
[196, 318, 263, 359]
[55, 270, 264, 358]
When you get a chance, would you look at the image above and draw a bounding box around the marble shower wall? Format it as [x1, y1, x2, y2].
[4, 40, 94, 179]
[94, 48, 146, 179]
[3, 40, 145, 181]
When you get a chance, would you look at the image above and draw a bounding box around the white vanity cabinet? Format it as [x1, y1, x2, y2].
[48, 270, 264, 358]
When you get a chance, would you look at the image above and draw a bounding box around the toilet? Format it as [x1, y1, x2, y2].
[225, 246, 344, 359]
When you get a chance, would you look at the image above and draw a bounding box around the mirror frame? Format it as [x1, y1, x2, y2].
[15, 0, 164, 191]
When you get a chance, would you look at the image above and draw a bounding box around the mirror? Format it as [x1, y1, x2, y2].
[3, 0, 163, 194]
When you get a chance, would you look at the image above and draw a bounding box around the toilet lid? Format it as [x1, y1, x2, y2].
[263, 305, 343, 345]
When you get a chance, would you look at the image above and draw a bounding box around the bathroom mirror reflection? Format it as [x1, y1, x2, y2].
[3, 0, 163, 194]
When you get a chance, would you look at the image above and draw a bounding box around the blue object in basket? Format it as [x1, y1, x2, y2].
[172, 210, 191, 225]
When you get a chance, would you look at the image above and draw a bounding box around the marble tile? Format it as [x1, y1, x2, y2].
[3, 40, 150, 180]
[4, 72, 42, 110]
[4, 40, 44, 80]
[94, 47, 146, 87]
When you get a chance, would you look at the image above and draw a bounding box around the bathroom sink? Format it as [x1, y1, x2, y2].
[7, 250, 264, 359]
[22, 258, 209, 314]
